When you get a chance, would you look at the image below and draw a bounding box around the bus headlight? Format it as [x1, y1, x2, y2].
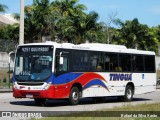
[42, 82, 51, 90]
[13, 82, 19, 90]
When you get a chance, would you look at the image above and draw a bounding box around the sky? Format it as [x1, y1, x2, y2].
[0, 0, 160, 27]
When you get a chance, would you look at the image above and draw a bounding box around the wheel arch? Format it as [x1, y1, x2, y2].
[71, 83, 82, 97]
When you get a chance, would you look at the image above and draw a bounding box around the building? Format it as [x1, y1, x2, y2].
[0, 14, 18, 26]
[0, 51, 15, 70]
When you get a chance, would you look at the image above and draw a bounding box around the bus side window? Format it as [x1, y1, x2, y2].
[104, 53, 118, 71]
[132, 55, 144, 72]
[89, 52, 104, 71]
[119, 54, 132, 72]
[56, 56, 69, 72]
[72, 51, 89, 71]
[144, 55, 155, 72]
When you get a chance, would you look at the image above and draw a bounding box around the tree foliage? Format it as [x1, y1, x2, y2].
[24, 0, 53, 42]
[0, 24, 19, 40]
[112, 18, 159, 52]
[0, 24, 19, 52]
[22, 0, 103, 43]
[0, 4, 8, 12]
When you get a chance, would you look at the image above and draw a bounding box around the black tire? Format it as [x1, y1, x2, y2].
[34, 98, 47, 106]
[118, 86, 134, 102]
[124, 85, 134, 102]
[69, 87, 80, 105]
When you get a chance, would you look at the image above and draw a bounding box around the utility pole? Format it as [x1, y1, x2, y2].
[19, 0, 24, 45]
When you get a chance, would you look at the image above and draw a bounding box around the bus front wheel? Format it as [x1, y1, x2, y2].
[69, 86, 80, 105]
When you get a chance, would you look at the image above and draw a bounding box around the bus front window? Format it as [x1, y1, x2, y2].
[14, 54, 52, 81]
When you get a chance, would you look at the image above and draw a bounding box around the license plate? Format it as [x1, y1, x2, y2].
[26, 94, 33, 98]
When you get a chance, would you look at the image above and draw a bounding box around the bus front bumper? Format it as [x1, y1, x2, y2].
[12, 85, 70, 99]
[12, 85, 56, 99]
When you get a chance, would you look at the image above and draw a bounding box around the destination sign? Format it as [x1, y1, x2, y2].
[17, 46, 53, 53]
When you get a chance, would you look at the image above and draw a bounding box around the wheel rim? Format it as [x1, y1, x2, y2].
[126, 89, 132, 99]
[72, 91, 78, 101]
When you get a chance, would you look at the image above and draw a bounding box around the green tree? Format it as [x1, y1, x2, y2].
[0, 4, 8, 12]
[0, 24, 19, 40]
[72, 11, 101, 43]
[24, 0, 53, 42]
[153, 25, 160, 43]
[112, 18, 159, 52]
[50, 0, 87, 43]
[24, 0, 102, 44]
[0, 24, 19, 52]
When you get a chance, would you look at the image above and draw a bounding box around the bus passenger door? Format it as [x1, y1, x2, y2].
[54, 49, 72, 98]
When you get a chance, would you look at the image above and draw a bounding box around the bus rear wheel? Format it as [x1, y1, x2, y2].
[69, 87, 80, 105]
[124, 85, 133, 102]
[118, 85, 134, 102]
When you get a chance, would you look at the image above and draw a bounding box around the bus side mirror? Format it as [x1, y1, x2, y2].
[59, 52, 63, 65]
[59, 57, 64, 65]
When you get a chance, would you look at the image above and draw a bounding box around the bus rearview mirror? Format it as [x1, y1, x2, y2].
[60, 57, 64, 65]
[59, 52, 63, 65]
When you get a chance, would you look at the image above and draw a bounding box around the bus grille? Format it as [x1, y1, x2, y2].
[17, 82, 44, 86]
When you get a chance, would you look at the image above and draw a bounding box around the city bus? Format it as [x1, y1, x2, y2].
[12, 41, 156, 105]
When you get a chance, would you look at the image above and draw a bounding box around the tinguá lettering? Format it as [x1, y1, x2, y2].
[110, 73, 132, 81]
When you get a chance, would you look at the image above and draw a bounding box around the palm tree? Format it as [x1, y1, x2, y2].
[23, 0, 103, 44]
[50, 0, 87, 43]
[112, 18, 159, 52]
[72, 11, 101, 43]
[24, 0, 53, 42]
[51, 0, 86, 17]
[51, 0, 102, 44]
[0, 4, 8, 12]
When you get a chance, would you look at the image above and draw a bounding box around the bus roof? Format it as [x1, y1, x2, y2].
[18, 41, 155, 55]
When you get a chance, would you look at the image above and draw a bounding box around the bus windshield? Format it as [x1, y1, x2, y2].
[14, 46, 53, 82]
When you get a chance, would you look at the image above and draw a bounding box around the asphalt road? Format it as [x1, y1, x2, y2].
[0, 89, 160, 112]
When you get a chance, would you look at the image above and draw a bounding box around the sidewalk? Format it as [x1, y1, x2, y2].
[0, 88, 12, 93]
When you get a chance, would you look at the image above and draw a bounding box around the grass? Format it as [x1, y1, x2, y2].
[103, 102, 160, 111]
[34, 103, 160, 120]
[37, 118, 159, 120]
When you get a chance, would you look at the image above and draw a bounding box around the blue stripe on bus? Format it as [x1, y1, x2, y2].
[51, 73, 82, 84]
[83, 79, 107, 90]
